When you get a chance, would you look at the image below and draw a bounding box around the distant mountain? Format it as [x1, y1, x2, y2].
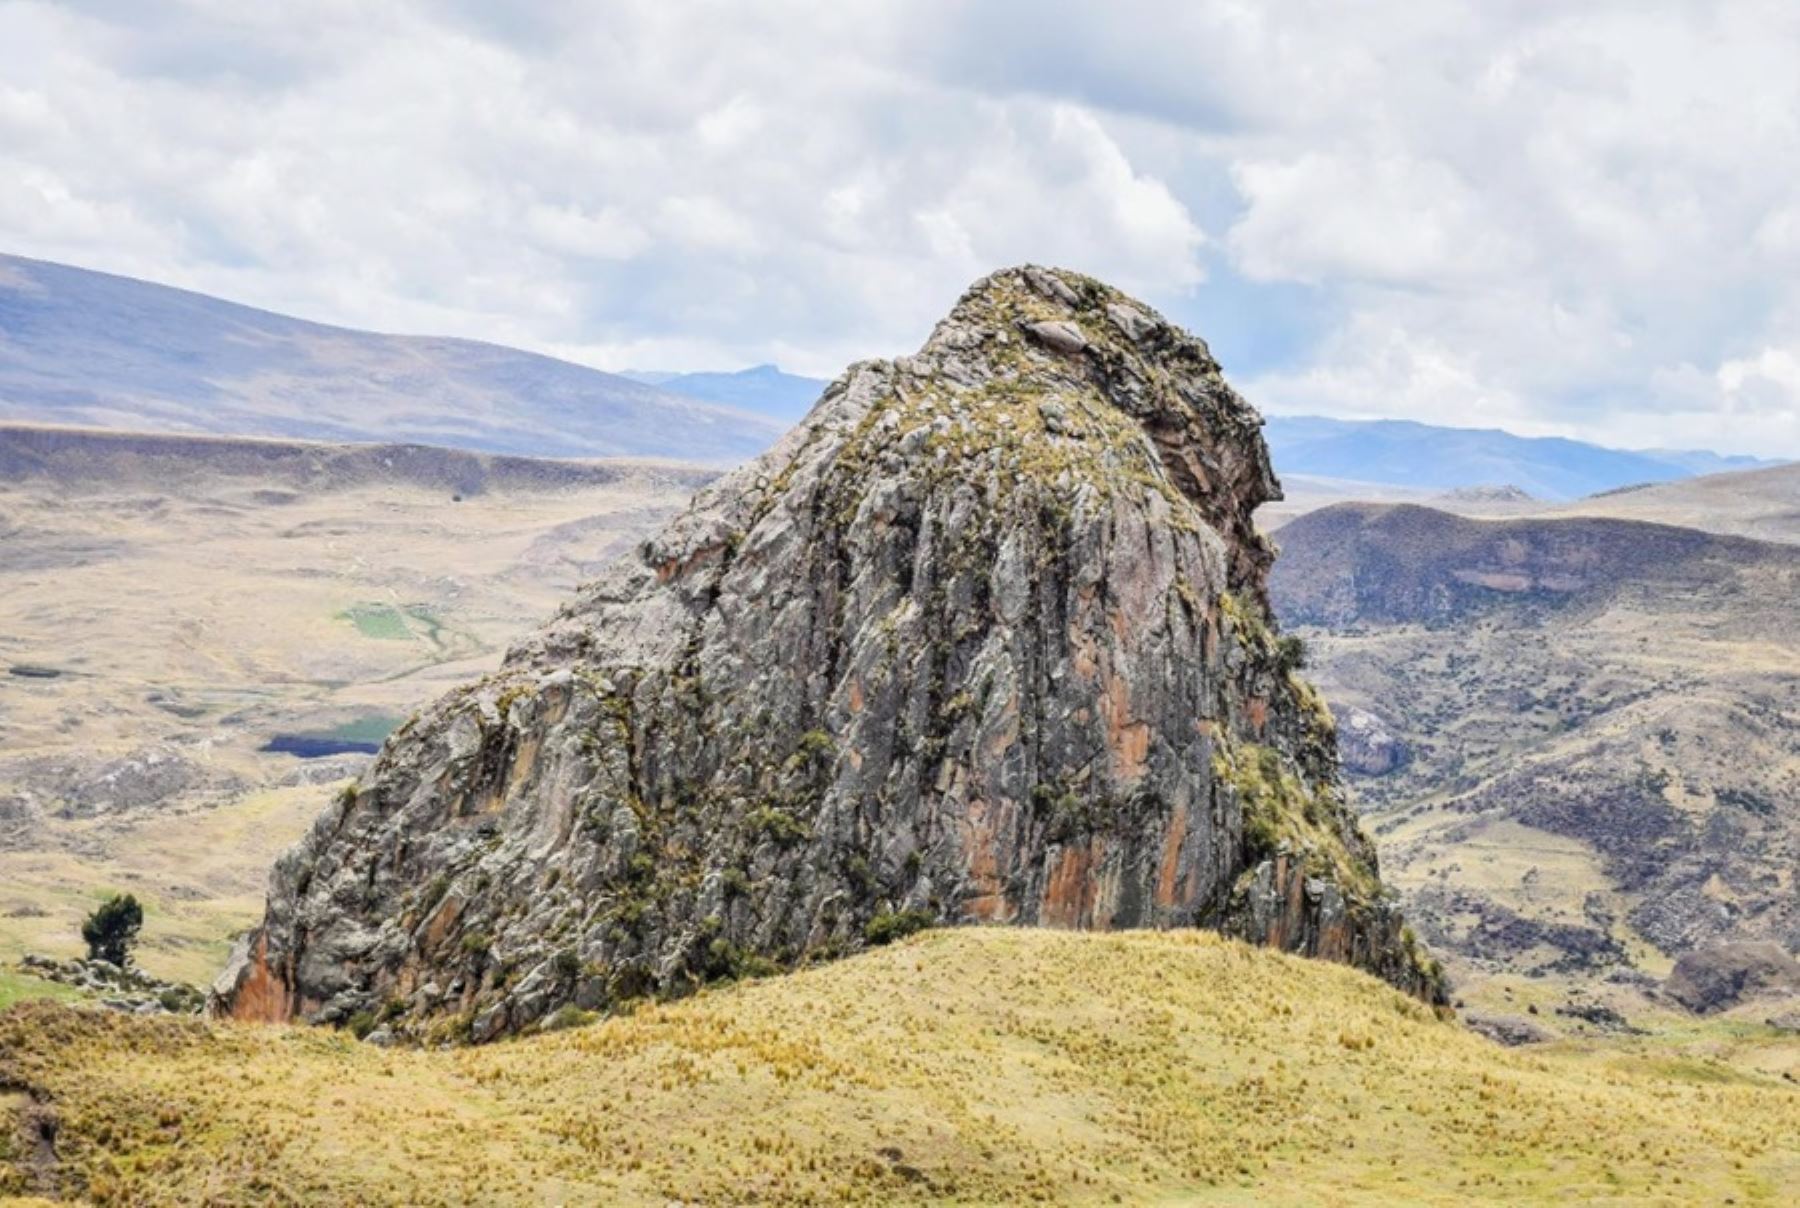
[0, 422, 718, 498]
[624, 364, 828, 422]
[1551, 461, 1800, 545]
[0, 253, 784, 463]
[1272, 501, 1800, 1016]
[1261, 415, 1778, 501]
[1636, 448, 1777, 477]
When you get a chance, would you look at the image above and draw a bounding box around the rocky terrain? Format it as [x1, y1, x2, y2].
[0, 424, 709, 986]
[11, 954, 202, 1017]
[213, 267, 1442, 1043]
[1271, 502, 1800, 1025]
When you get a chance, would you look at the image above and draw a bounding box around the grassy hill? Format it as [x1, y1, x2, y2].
[1271, 503, 1800, 1022]
[0, 253, 784, 463]
[1551, 462, 1800, 545]
[4, 928, 1797, 1204]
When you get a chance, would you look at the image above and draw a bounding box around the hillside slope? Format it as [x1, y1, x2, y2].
[0, 422, 712, 496]
[631, 364, 829, 422]
[0, 253, 783, 462]
[7, 929, 1798, 1204]
[1261, 415, 1773, 501]
[1551, 462, 1800, 545]
[0, 425, 709, 986]
[1271, 504, 1800, 1020]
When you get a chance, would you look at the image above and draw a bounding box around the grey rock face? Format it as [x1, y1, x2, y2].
[1463, 1013, 1552, 1047]
[1664, 942, 1800, 1013]
[1335, 706, 1409, 777]
[213, 266, 1444, 1041]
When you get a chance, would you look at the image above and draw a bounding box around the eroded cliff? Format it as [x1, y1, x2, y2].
[213, 266, 1444, 1041]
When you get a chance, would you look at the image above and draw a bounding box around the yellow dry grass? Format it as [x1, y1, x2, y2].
[0, 460, 696, 986]
[5, 928, 1796, 1205]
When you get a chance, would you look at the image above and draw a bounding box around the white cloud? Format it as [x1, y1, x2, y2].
[1228, 151, 1521, 287]
[0, 0, 1211, 381]
[524, 203, 650, 262]
[2, 1, 1800, 452]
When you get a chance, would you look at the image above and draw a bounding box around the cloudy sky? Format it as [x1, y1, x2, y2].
[4, 1, 1799, 455]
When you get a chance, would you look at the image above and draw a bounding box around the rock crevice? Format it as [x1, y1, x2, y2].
[213, 266, 1445, 1041]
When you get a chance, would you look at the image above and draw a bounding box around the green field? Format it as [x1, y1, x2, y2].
[324, 714, 403, 744]
[0, 970, 82, 1012]
[338, 603, 426, 641]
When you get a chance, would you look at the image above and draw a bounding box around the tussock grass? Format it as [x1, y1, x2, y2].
[4, 928, 1796, 1204]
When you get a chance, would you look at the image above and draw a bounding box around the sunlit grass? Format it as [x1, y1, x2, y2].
[4, 928, 1796, 1204]
[0, 971, 83, 1012]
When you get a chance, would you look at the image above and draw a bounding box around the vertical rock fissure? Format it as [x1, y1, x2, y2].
[212, 266, 1447, 1041]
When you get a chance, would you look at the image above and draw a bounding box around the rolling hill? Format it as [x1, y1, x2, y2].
[1271, 502, 1800, 1026]
[1552, 462, 1800, 545]
[5, 929, 1797, 1203]
[1261, 415, 1775, 501]
[5, 252, 1777, 494]
[626, 364, 828, 422]
[0, 253, 784, 463]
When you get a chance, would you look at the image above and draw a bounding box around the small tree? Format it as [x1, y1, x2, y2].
[1274, 633, 1308, 675]
[82, 893, 143, 966]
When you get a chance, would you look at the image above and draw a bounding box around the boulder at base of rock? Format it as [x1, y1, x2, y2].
[1334, 706, 1409, 777]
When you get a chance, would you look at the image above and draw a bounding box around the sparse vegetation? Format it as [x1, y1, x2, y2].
[744, 804, 810, 847]
[80, 893, 143, 966]
[4, 929, 1796, 1204]
[1214, 743, 1377, 898]
[863, 908, 935, 946]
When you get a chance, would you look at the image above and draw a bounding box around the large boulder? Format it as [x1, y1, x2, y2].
[1664, 942, 1800, 1013]
[212, 266, 1445, 1041]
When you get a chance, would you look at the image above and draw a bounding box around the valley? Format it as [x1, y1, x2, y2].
[8, 0, 1800, 1197]
[1272, 503, 1800, 1031]
[0, 424, 706, 987]
[1, 270, 1795, 1203]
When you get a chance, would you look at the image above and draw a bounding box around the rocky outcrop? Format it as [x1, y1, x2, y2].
[16, 954, 203, 1016]
[1664, 942, 1800, 1014]
[1334, 706, 1409, 777]
[212, 266, 1444, 1041]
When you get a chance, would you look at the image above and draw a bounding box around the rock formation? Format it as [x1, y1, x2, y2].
[213, 266, 1444, 1042]
[1664, 942, 1800, 1014]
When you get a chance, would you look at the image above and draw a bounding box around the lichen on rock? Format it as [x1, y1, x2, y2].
[211, 265, 1446, 1041]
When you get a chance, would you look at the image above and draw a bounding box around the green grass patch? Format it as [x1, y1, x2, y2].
[324, 715, 403, 745]
[0, 969, 84, 1011]
[339, 604, 415, 641]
